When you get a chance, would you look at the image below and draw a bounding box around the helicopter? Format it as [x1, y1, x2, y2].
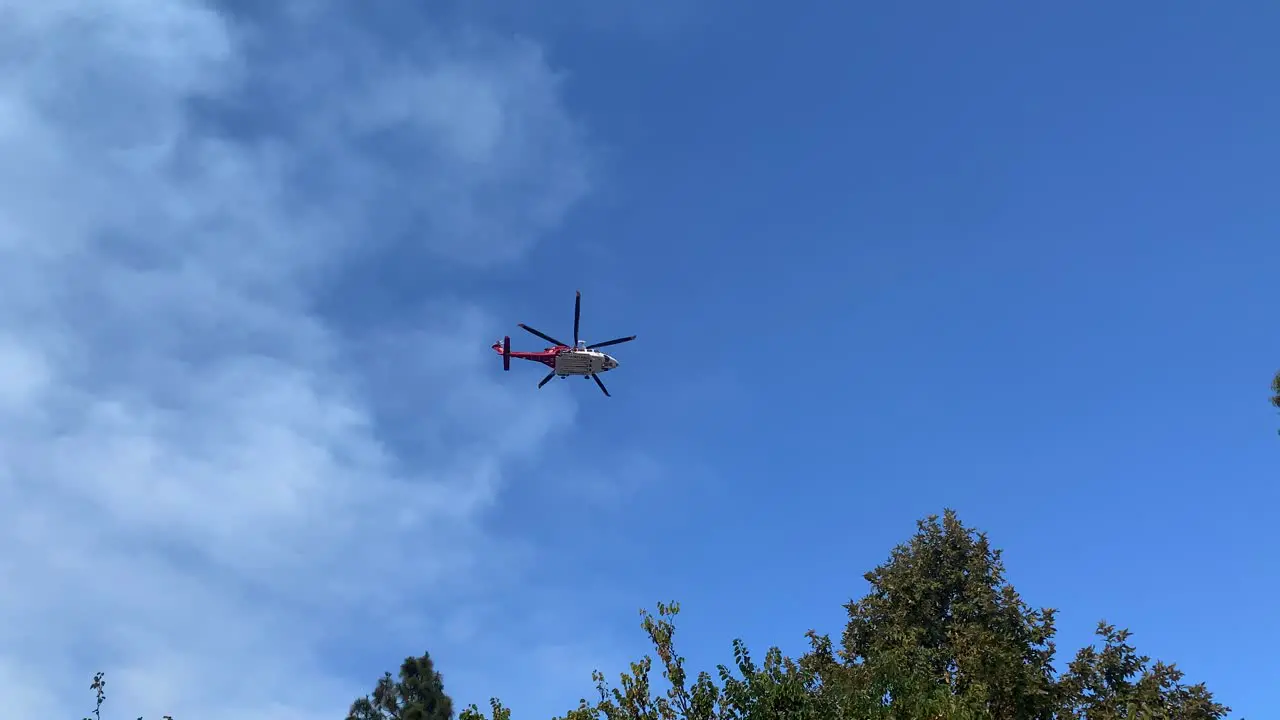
[492, 291, 635, 397]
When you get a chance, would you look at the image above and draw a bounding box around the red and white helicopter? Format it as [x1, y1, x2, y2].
[493, 291, 635, 397]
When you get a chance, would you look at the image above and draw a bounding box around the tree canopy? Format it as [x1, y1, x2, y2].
[455, 510, 1231, 720]
[349, 652, 456, 720]
[87, 509, 1232, 719]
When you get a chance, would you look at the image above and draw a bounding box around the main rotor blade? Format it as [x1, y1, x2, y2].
[573, 291, 581, 347]
[519, 323, 567, 347]
[591, 373, 610, 397]
[537, 371, 555, 388]
[587, 335, 636, 349]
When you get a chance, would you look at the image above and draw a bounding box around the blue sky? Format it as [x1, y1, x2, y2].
[1, 1, 1275, 719]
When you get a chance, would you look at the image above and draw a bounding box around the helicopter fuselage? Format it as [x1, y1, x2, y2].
[553, 347, 619, 376]
[490, 342, 619, 376]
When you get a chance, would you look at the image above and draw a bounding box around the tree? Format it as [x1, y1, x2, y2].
[1271, 369, 1279, 427]
[810, 510, 1059, 719]
[459, 509, 1232, 720]
[93, 510, 1223, 719]
[349, 652, 456, 720]
[800, 510, 1232, 719]
[1057, 623, 1229, 720]
[460, 602, 834, 720]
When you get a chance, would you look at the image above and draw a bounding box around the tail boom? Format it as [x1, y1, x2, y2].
[492, 339, 556, 370]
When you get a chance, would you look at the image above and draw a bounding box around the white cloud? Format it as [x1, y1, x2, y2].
[0, 0, 593, 717]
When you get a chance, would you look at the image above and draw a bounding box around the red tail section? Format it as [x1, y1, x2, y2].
[492, 337, 558, 372]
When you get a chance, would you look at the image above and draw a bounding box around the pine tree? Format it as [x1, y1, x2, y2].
[349, 652, 456, 720]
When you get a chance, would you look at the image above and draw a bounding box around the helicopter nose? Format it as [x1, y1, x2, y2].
[606, 357, 619, 369]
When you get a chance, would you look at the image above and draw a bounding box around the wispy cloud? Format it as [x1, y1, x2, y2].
[0, 1, 596, 717]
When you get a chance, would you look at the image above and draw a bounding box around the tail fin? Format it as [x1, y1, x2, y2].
[503, 336, 510, 371]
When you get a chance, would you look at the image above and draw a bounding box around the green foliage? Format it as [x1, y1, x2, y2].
[460, 698, 513, 720]
[794, 510, 1231, 719]
[459, 510, 1232, 720]
[1273, 370, 1280, 409]
[349, 652, 456, 720]
[1057, 623, 1230, 719]
[820, 509, 1059, 719]
[460, 602, 834, 720]
[91, 510, 1231, 719]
